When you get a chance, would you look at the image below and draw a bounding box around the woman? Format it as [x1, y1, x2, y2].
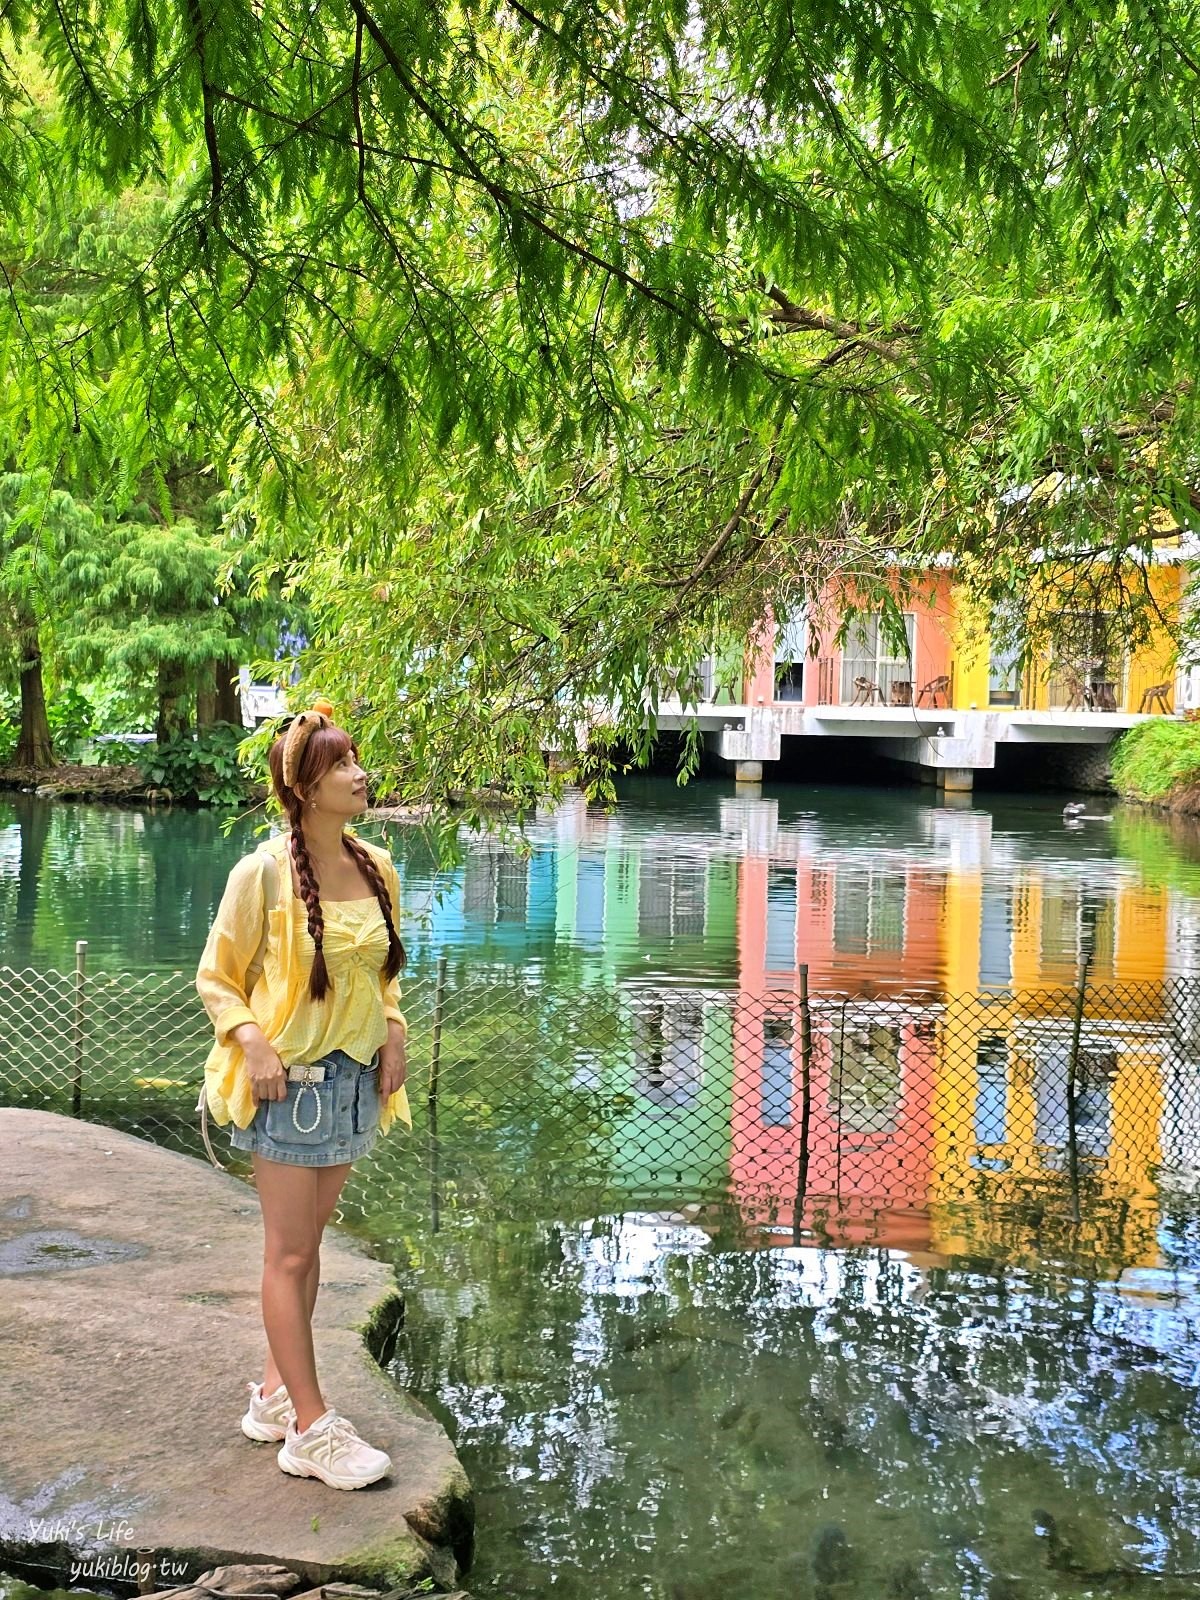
[195, 703, 412, 1491]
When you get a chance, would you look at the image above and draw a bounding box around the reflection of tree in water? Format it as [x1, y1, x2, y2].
[7, 792, 51, 967]
[0, 797, 252, 968]
[383, 1208, 1200, 1599]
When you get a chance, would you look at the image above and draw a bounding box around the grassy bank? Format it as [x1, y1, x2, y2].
[1111, 720, 1200, 813]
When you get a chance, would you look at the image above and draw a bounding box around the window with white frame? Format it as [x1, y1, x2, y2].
[839, 614, 916, 703]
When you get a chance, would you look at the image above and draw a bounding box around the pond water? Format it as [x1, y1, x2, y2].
[2, 777, 1199, 987]
[338, 1181, 1200, 1600]
[5, 777, 1200, 1598]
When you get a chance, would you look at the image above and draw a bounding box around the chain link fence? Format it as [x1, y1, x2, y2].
[3, 950, 1200, 1249]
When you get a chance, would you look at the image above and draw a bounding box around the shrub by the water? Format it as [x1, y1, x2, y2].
[1111, 720, 1200, 803]
[138, 723, 255, 808]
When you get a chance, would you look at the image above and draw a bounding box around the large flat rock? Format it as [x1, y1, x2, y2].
[0, 1110, 472, 1592]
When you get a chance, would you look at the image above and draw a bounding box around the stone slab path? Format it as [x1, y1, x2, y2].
[0, 1110, 472, 1592]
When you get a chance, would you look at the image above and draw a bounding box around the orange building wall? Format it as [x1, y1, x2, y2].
[749, 574, 958, 707]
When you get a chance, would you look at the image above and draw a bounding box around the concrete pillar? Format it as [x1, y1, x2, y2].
[939, 767, 975, 793]
[735, 760, 763, 784]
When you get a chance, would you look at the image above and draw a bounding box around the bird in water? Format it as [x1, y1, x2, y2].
[1063, 801, 1112, 823]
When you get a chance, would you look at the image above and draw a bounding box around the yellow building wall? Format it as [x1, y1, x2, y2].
[928, 868, 1166, 1268]
[949, 586, 993, 710]
[1123, 568, 1181, 712]
[947, 566, 1182, 713]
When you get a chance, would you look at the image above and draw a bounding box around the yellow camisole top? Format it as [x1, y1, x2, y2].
[275, 896, 394, 1066]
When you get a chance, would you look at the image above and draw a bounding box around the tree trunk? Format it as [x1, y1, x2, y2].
[216, 656, 241, 725]
[14, 616, 54, 768]
[196, 657, 242, 728]
[156, 660, 193, 744]
[12, 791, 51, 964]
[196, 684, 217, 728]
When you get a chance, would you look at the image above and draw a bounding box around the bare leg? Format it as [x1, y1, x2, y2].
[259, 1161, 355, 1413]
[261, 1258, 320, 1398]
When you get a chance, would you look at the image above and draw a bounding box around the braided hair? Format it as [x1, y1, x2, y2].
[268, 719, 407, 1001]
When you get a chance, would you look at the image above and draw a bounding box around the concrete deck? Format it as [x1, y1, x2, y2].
[0, 1110, 472, 1593]
[646, 698, 1165, 789]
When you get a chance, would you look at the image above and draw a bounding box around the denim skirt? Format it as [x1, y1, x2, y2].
[229, 1048, 381, 1167]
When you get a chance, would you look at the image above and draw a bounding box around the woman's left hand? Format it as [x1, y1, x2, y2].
[378, 1024, 408, 1100]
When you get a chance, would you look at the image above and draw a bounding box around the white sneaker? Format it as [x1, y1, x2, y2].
[241, 1380, 296, 1442]
[277, 1407, 392, 1490]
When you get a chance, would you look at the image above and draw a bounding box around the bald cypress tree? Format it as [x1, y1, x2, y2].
[1, 3, 1198, 808]
[2, 3, 1195, 499]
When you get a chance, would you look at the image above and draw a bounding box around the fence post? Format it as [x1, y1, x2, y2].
[428, 953, 448, 1234]
[71, 940, 87, 1117]
[134, 1550, 157, 1595]
[1065, 946, 1092, 1225]
[793, 965, 813, 1244]
[428, 952, 448, 1118]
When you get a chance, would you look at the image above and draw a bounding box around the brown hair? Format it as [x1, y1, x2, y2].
[267, 719, 406, 1001]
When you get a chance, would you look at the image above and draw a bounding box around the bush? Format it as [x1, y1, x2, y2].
[138, 723, 255, 807]
[1111, 720, 1200, 802]
[0, 680, 149, 767]
[46, 683, 97, 760]
[80, 737, 149, 767]
[84, 678, 154, 739]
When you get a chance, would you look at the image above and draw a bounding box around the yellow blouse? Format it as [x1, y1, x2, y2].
[195, 830, 412, 1134]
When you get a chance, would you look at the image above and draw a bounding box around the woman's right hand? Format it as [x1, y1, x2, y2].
[231, 1022, 288, 1104]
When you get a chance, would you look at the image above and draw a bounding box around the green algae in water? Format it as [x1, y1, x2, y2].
[359, 1204, 1200, 1600]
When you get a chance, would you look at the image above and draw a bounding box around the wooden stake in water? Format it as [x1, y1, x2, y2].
[1066, 946, 1092, 1226]
[793, 965, 813, 1244]
[71, 940, 87, 1117]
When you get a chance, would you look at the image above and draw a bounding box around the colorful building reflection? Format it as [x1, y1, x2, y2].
[723, 796, 1179, 1266]
[404, 786, 1194, 1269]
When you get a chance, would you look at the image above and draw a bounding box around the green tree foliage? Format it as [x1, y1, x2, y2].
[59, 510, 247, 740]
[2, 3, 1199, 807]
[0, 457, 284, 763]
[0, 138, 291, 764]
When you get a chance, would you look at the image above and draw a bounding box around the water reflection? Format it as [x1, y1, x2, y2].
[348, 1194, 1200, 1600]
[4, 783, 1200, 1270]
[6, 788, 1200, 1597]
[0, 782, 1195, 994]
